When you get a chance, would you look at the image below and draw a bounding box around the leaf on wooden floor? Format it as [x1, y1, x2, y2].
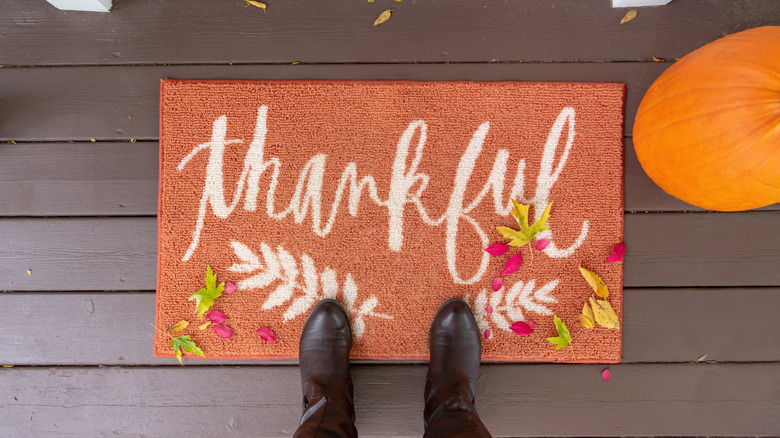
[246, 0, 267, 12]
[213, 324, 233, 339]
[579, 266, 609, 298]
[170, 335, 205, 364]
[166, 320, 189, 334]
[605, 242, 626, 263]
[579, 302, 595, 330]
[509, 320, 534, 336]
[547, 315, 571, 350]
[602, 369, 611, 382]
[620, 9, 637, 24]
[189, 265, 225, 318]
[652, 56, 664, 62]
[256, 327, 276, 342]
[589, 297, 620, 330]
[26, 269, 32, 276]
[374, 9, 393, 26]
[696, 353, 709, 362]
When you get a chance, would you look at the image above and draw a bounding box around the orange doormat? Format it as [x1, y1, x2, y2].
[155, 79, 625, 363]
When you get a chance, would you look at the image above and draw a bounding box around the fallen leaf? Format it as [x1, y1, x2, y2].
[509, 321, 534, 336]
[223, 282, 237, 294]
[491, 277, 503, 292]
[246, 0, 267, 12]
[368, 0, 375, 2]
[484, 329, 491, 339]
[580, 302, 595, 329]
[579, 266, 609, 298]
[501, 253, 523, 275]
[130, 139, 137, 143]
[206, 310, 227, 324]
[170, 335, 205, 364]
[292, 61, 302, 65]
[166, 320, 190, 334]
[374, 9, 392, 26]
[546, 315, 571, 350]
[620, 9, 637, 24]
[256, 327, 276, 342]
[213, 324, 233, 339]
[527, 319, 538, 329]
[189, 265, 225, 318]
[602, 369, 611, 382]
[484, 242, 510, 256]
[198, 321, 212, 330]
[487, 305, 493, 314]
[652, 56, 664, 62]
[3, 365, 14, 368]
[90, 138, 96, 142]
[589, 297, 620, 330]
[606, 242, 626, 262]
[498, 201, 552, 247]
[697, 353, 708, 362]
[535, 239, 550, 250]
[26, 270, 32, 276]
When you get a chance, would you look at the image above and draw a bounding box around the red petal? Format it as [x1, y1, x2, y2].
[491, 277, 503, 292]
[602, 369, 611, 382]
[484, 329, 491, 339]
[605, 242, 626, 263]
[509, 321, 533, 336]
[535, 239, 550, 250]
[527, 319, 538, 328]
[213, 324, 232, 339]
[256, 327, 276, 342]
[501, 253, 523, 275]
[224, 282, 238, 294]
[206, 310, 227, 323]
[487, 305, 493, 314]
[484, 243, 510, 257]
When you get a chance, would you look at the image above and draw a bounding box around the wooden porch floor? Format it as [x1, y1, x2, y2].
[1, 0, 779, 436]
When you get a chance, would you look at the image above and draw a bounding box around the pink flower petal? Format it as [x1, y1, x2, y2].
[535, 239, 550, 251]
[602, 369, 611, 382]
[206, 310, 227, 324]
[256, 327, 276, 342]
[212, 324, 232, 339]
[224, 282, 237, 294]
[509, 321, 533, 336]
[487, 305, 493, 314]
[527, 319, 538, 329]
[491, 277, 503, 292]
[484, 329, 491, 339]
[501, 253, 523, 275]
[484, 243, 510, 257]
[605, 242, 626, 263]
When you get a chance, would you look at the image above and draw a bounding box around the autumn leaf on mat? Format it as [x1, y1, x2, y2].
[579, 302, 595, 330]
[166, 320, 189, 334]
[547, 315, 571, 350]
[501, 253, 523, 275]
[256, 328, 276, 342]
[606, 242, 626, 263]
[497, 201, 552, 247]
[213, 324, 233, 339]
[509, 321, 534, 336]
[170, 335, 205, 364]
[579, 266, 609, 298]
[206, 310, 227, 324]
[484, 242, 510, 257]
[189, 265, 225, 318]
[589, 297, 620, 330]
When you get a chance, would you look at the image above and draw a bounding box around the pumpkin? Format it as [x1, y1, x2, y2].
[633, 26, 780, 211]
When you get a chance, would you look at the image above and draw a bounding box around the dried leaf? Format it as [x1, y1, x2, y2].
[491, 277, 502, 292]
[374, 9, 392, 26]
[509, 321, 533, 336]
[580, 302, 595, 329]
[697, 353, 709, 362]
[170, 335, 205, 364]
[166, 320, 189, 334]
[206, 310, 227, 324]
[487, 305, 493, 314]
[224, 282, 237, 294]
[484, 242, 510, 257]
[605, 242, 626, 263]
[256, 327, 276, 342]
[189, 265, 225, 318]
[484, 329, 491, 339]
[652, 56, 664, 62]
[501, 253, 523, 275]
[620, 9, 637, 24]
[292, 61, 302, 65]
[26, 269, 32, 276]
[527, 319, 538, 329]
[213, 324, 233, 339]
[198, 321, 212, 330]
[589, 297, 620, 330]
[246, 0, 267, 11]
[579, 266, 609, 298]
[535, 239, 550, 250]
[602, 369, 611, 382]
[547, 315, 571, 350]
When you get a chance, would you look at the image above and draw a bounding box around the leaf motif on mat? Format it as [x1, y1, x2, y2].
[465, 279, 558, 336]
[228, 240, 392, 338]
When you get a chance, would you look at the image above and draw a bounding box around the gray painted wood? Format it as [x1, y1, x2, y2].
[0, 63, 668, 142]
[1, 364, 778, 437]
[1, 289, 778, 366]
[3, 213, 779, 292]
[2, 0, 778, 66]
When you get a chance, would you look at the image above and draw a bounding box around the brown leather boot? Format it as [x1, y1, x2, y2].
[293, 299, 357, 438]
[424, 299, 492, 438]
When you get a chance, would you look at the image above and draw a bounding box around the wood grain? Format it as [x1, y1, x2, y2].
[0, 63, 668, 142]
[1, 364, 778, 437]
[1, 289, 777, 366]
[2, 0, 778, 66]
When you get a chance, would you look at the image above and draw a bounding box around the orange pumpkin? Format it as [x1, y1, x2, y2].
[633, 26, 780, 211]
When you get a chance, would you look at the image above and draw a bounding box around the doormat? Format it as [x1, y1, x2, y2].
[154, 79, 625, 363]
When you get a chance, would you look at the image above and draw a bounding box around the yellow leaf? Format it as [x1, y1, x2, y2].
[620, 9, 637, 24]
[246, 1, 267, 12]
[589, 297, 620, 330]
[579, 266, 609, 298]
[652, 56, 664, 62]
[166, 320, 189, 334]
[374, 9, 392, 26]
[26, 269, 32, 276]
[292, 61, 302, 65]
[580, 302, 595, 329]
[198, 321, 212, 330]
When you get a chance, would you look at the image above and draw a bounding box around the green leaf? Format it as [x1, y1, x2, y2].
[170, 335, 205, 364]
[546, 315, 571, 350]
[189, 265, 225, 318]
[497, 201, 552, 248]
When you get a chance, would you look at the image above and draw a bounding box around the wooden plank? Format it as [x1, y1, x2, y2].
[0, 63, 668, 142]
[1, 289, 777, 366]
[1, 364, 778, 436]
[1, 213, 779, 291]
[2, 0, 778, 66]
[3, 140, 778, 217]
